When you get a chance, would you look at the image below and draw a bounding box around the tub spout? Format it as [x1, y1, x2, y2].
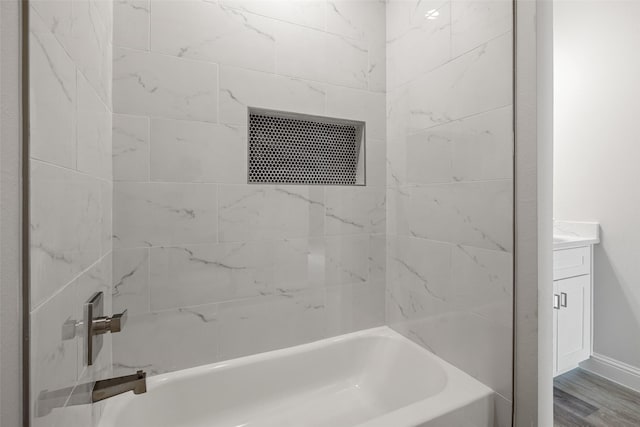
[92, 370, 147, 402]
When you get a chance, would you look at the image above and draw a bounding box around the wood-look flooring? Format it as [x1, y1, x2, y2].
[554, 368, 640, 426]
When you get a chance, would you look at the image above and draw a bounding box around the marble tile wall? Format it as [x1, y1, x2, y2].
[111, 0, 387, 377]
[385, 0, 514, 424]
[29, 1, 114, 426]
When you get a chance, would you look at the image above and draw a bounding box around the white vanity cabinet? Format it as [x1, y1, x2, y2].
[553, 245, 593, 376]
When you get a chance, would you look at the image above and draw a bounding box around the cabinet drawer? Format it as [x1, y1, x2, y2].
[553, 246, 591, 280]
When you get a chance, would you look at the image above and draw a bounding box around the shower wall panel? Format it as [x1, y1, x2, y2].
[28, 0, 114, 425]
[385, 0, 514, 423]
[111, 0, 387, 376]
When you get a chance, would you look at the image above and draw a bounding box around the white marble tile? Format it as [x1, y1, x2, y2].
[113, 47, 218, 122]
[275, 23, 368, 89]
[65, 0, 113, 107]
[218, 66, 326, 125]
[387, 236, 452, 313]
[31, 160, 102, 309]
[324, 33, 369, 89]
[112, 304, 219, 377]
[406, 106, 513, 184]
[407, 31, 512, 132]
[31, 279, 79, 423]
[451, 0, 513, 57]
[275, 23, 326, 83]
[113, 0, 150, 50]
[29, 2, 73, 42]
[113, 182, 218, 248]
[221, 0, 326, 29]
[273, 238, 325, 292]
[29, 24, 77, 169]
[112, 248, 150, 315]
[326, 281, 385, 336]
[33, 400, 92, 427]
[451, 244, 513, 325]
[368, 36, 386, 93]
[149, 242, 274, 311]
[218, 185, 324, 242]
[386, 0, 449, 40]
[406, 128, 453, 184]
[325, 85, 385, 140]
[451, 106, 513, 182]
[369, 234, 386, 283]
[151, 0, 276, 73]
[77, 72, 112, 181]
[150, 119, 246, 183]
[450, 180, 513, 252]
[396, 310, 512, 401]
[386, 2, 451, 89]
[112, 114, 150, 182]
[386, 87, 410, 187]
[325, 235, 370, 286]
[367, 138, 387, 187]
[325, 187, 386, 235]
[101, 180, 113, 256]
[326, 0, 385, 41]
[216, 289, 326, 361]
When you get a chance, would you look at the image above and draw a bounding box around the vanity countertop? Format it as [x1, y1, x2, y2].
[553, 220, 600, 249]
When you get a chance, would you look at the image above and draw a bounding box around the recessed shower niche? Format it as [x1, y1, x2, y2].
[248, 108, 366, 185]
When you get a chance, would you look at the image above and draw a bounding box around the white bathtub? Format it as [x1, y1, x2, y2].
[98, 327, 499, 427]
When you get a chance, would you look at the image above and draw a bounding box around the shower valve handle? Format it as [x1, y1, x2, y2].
[92, 309, 128, 335]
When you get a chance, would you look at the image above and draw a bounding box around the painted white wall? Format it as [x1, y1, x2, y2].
[1, 0, 23, 425]
[554, 0, 640, 370]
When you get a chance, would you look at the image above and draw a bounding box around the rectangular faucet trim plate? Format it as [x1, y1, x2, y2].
[85, 291, 128, 365]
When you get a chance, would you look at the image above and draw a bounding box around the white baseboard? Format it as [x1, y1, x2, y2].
[580, 353, 640, 393]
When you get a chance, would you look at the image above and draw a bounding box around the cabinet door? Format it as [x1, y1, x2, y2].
[556, 275, 591, 374]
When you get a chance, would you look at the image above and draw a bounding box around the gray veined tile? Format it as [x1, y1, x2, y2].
[149, 242, 275, 311]
[386, 1, 451, 90]
[407, 31, 512, 132]
[113, 248, 150, 315]
[325, 235, 370, 287]
[77, 71, 112, 181]
[218, 185, 325, 242]
[113, 0, 150, 50]
[113, 182, 218, 248]
[29, 24, 77, 170]
[216, 289, 326, 361]
[101, 180, 113, 256]
[218, 66, 325, 125]
[30, 279, 80, 424]
[325, 187, 386, 236]
[113, 47, 218, 122]
[406, 129, 454, 184]
[275, 23, 368, 89]
[450, 180, 513, 252]
[451, 106, 514, 182]
[450, 244, 513, 326]
[221, 0, 326, 29]
[112, 304, 219, 378]
[112, 114, 150, 182]
[325, 86, 386, 140]
[451, 0, 513, 57]
[30, 160, 102, 309]
[64, 0, 113, 108]
[151, 0, 276, 73]
[387, 236, 452, 308]
[326, 281, 385, 336]
[150, 119, 246, 184]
